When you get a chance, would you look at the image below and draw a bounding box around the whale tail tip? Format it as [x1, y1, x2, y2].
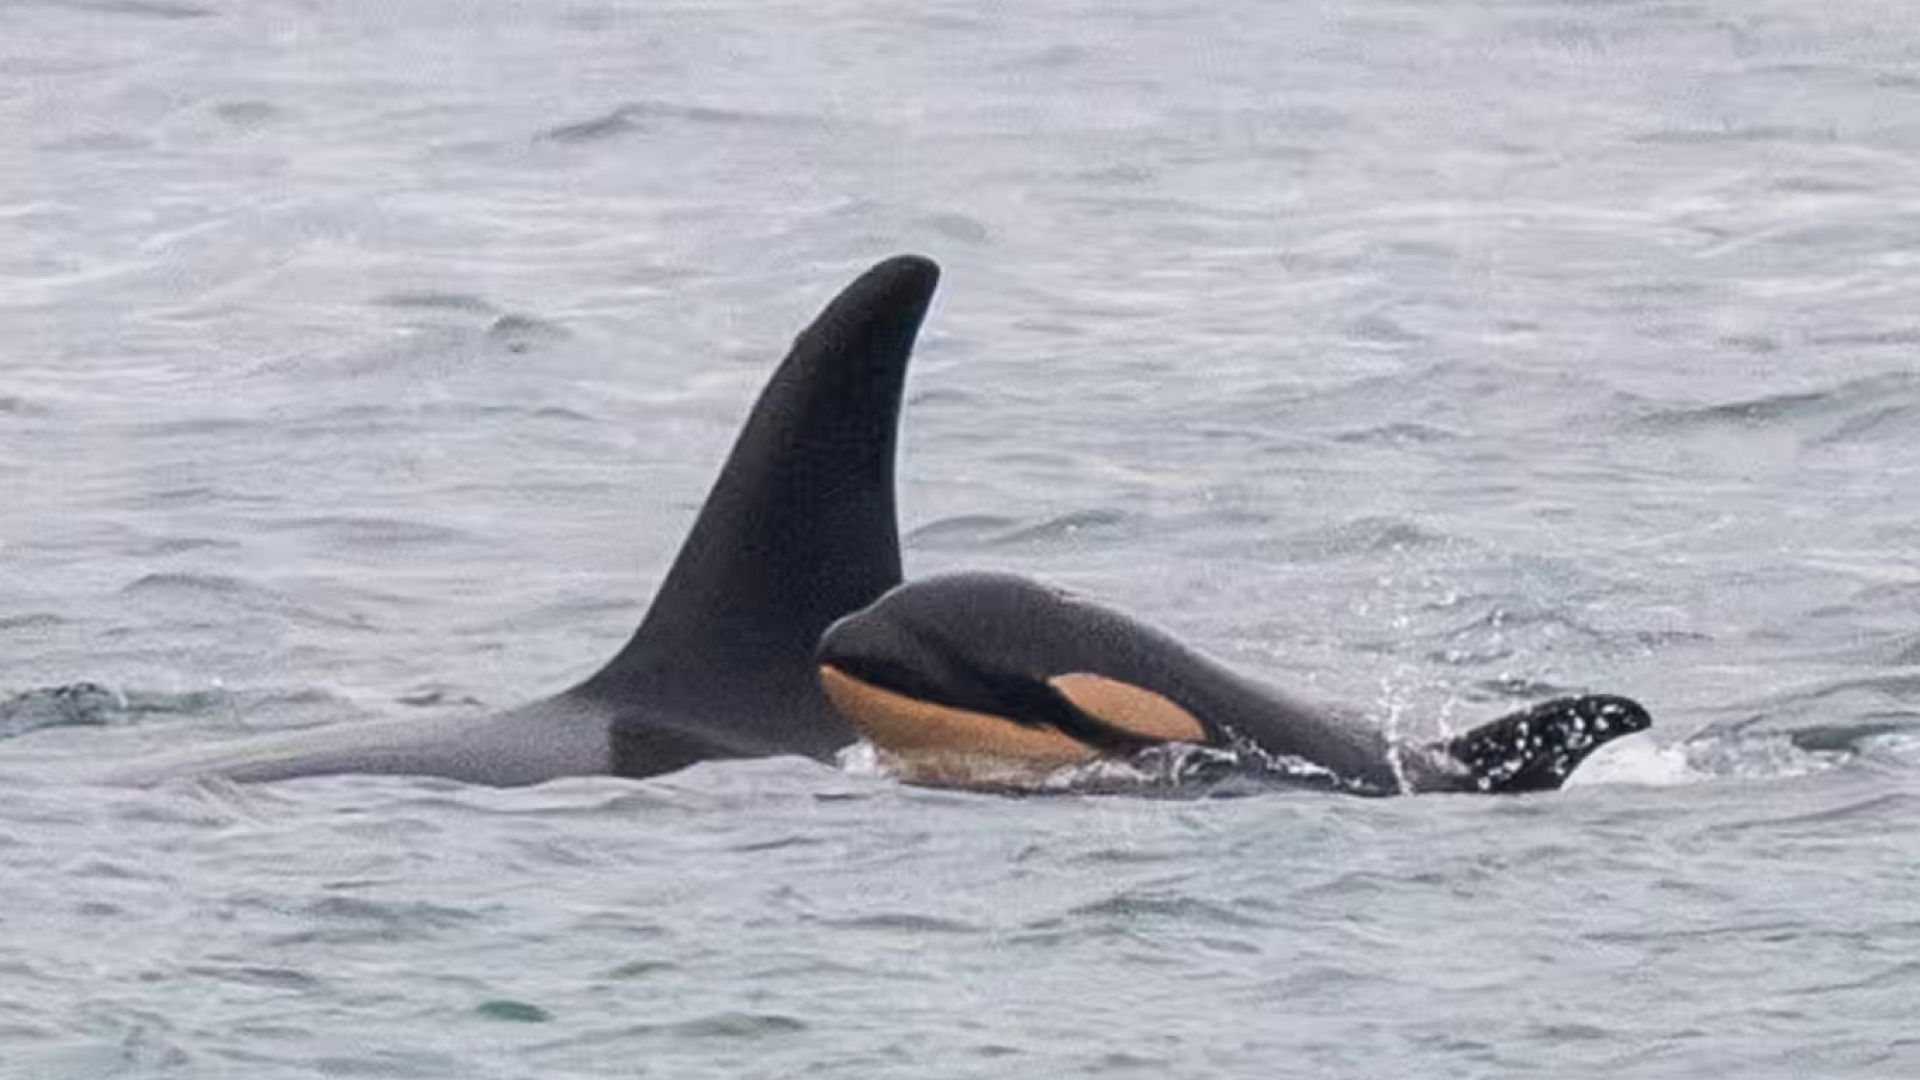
[1426, 694, 1652, 794]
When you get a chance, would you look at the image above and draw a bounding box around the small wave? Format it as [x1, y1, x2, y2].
[1810, 403, 1920, 445]
[920, 212, 991, 245]
[522, 404, 597, 423]
[251, 316, 569, 381]
[1641, 387, 1840, 429]
[664, 1012, 809, 1039]
[485, 313, 569, 354]
[0, 683, 126, 738]
[371, 291, 500, 315]
[1440, 587, 1709, 665]
[1056, 892, 1268, 929]
[814, 913, 981, 934]
[114, 484, 279, 510]
[0, 612, 67, 632]
[184, 964, 323, 992]
[904, 386, 983, 409]
[1204, 359, 1619, 448]
[0, 682, 250, 740]
[475, 999, 551, 1023]
[264, 896, 481, 947]
[211, 100, 279, 128]
[132, 535, 242, 556]
[368, 784, 683, 822]
[599, 959, 677, 980]
[1718, 332, 1783, 354]
[1700, 793, 1920, 838]
[1632, 123, 1839, 146]
[1632, 371, 1920, 446]
[537, 101, 801, 144]
[1331, 421, 1464, 446]
[1769, 174, 1871, 195]
[51, 0, 216, 19]
[1469, 675, 1580, 699]
[531, 1013, 806, 1053]
[1672, 672, 1920, 781]
[259, 515, 474, 549]
[1678, 727, 1870, 783]
[1421, 601, 1653, 666]
[127, 415, 261, 438]
[1265, 515, 1452, 560]
[994, 508, 1131, 546]
[1781, 672, 1920, 708]
[905, 513, 1019, 547]
[119, 572, 374, 631]
[120, 571, 250, 598]
[906, 509, 1132, 550]
[1077, 162, 1156, 186]
[1343, 311, 1425, 345]
[1808, 328, 1920, 348]
[1787, 958, 1920, 996]
[393, 686, 485, 709]
[994, 42, 1089, 73]
[1786, 720, 1914, 755]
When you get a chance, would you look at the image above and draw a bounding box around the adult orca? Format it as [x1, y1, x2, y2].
[816, 572, 1651, 795]
[107, 254, 941, 786]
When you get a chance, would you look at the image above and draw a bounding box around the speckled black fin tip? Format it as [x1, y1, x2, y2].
[1443, 694, 1652, 794]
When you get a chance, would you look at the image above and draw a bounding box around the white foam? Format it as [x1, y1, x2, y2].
[833, 739, 888, 778]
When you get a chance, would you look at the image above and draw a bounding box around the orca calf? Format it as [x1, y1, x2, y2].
[817, 572, 1651, 795]
[108, 255, 941, 786]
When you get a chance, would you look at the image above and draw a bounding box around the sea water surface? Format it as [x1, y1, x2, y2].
[3, 0, 1918, 1076]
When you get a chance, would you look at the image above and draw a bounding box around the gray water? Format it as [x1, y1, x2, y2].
[3, 0, 1919, 1076]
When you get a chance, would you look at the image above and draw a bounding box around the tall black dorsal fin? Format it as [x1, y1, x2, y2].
[572, 256, 941, 758]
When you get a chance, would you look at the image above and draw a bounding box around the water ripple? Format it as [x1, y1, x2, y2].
[538, 101, 808, 144]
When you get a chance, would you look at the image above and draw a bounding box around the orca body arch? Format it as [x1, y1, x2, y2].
[816, 572, 1651, 795]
